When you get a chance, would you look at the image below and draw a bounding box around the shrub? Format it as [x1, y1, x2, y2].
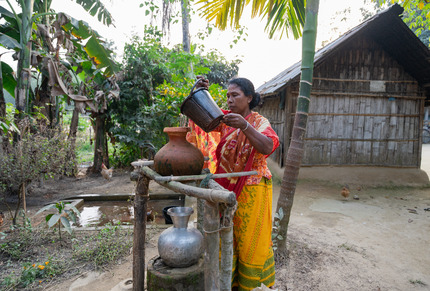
[0, 123, 76, 224]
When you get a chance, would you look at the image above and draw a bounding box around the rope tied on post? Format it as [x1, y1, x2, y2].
[199, 172, 214, 188]
[202, 203, 237, 234]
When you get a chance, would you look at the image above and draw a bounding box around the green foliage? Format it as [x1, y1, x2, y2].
[374, 0, 430, 46]
[1, 61, 17, 98]
[272, 207, 285, 251]
[72, 222, 132, 268]
[0, 214, 33, 260]
[197, 50, 241, 87]
[36, 201, 81, 239]
[0, 117, 76, 202]
[0, 103, 20, 141]
[403, 3, 430, 46]
[1, 258, 57, 289]
[108, 26, 239, 167]
[1, 240, 24, 260]
[0, 221, 136, 290]
[409, 279, 427, 286]
[0, 131, 75, 190]
[197, 0, 305, 40]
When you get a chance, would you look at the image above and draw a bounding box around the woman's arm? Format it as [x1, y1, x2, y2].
[222, 113, 273, 155]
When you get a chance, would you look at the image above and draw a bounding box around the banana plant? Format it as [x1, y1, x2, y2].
[0, 1, 119, 213]
[0, 0, 115, 115]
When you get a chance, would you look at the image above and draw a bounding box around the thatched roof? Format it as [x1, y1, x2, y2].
[257, 4, 430, 98]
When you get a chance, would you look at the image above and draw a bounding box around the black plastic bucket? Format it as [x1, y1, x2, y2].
[180, 80, 224, 132]
[162, 206, 178, 224]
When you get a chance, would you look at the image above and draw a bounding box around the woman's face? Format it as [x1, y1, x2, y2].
[226, 84, 252, 116]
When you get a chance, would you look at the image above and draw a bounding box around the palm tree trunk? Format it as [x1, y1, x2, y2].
[275, 0, 319, 252]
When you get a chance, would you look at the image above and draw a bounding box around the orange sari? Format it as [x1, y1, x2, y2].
[186, 119, 220, 173]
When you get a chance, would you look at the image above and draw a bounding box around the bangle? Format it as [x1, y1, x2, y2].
[242, 122, 249, 132]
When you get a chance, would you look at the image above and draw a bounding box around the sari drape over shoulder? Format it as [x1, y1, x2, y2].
[186, 120, 220, 173]
[214, 111, 279, 198]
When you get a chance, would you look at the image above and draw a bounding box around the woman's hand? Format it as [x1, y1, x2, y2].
[195, 76, 209, 89]
[222, 113, 247, 129]
[223, 113, 273, 155]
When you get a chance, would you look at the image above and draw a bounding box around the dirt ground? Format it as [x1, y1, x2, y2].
[2, 157, 430, 290]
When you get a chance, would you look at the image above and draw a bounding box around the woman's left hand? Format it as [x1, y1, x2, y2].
[223, 113, 274, 155]
[222, 113, 248, 130]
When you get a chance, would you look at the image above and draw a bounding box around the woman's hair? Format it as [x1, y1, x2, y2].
[228, 77, 261, 109]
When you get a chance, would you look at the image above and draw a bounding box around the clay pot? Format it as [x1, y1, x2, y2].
[154, 127, 204, 176]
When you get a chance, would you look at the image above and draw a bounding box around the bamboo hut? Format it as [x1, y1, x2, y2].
[256, 4, 430, 170]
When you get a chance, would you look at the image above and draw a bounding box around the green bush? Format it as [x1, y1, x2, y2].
[107, 27, 239, 167]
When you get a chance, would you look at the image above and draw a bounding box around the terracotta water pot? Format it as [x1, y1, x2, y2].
[154, 127, 204, 176]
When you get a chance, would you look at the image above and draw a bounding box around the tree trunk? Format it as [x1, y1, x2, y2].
[91, 113, 108, 173]
[181, 0, 191, 53]
[66, 106, 80, 175]
[12, 183, 25, 225]
[35, 77, 56, 126]
[275, 0, 319, 252]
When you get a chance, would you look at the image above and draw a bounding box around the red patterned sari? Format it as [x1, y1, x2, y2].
[214, 111, 279, 198]
[214, 111, 279, 290]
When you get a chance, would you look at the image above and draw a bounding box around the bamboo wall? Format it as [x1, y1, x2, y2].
[258, 35, 425, 168]
[255, 96, 286, 166]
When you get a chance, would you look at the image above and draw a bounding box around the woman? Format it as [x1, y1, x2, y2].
[191, 77, 279, 290]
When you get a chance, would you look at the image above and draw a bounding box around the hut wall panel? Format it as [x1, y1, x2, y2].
[265, 35, 424, 168]
[304, 94, 420, 166]
[255, 96, 285, 165]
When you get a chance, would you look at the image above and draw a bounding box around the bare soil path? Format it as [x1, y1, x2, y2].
[2, 148, 430, 290]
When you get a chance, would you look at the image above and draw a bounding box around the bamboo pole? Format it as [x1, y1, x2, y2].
[304, 137, 418, 142]
[292, 90, 426, 100]
[308, 113, 420, 117]
[154, 171, 257, 182]
[132, 171, 150, 291]
[139, 166, 236, 206]
[131, 160, 154, 167]
[312, 77, 419, 84]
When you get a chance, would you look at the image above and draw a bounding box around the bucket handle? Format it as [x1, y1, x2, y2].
[189, 78, 205, 96]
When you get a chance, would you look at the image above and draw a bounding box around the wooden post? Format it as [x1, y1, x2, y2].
[134, 164, 241, 290]
[204, 200, 220, 290]
[133, 173, 150, 291]
[220, 227, 234, 291]
[197, 198, 204, 234]
[208, 179, 236, 291]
